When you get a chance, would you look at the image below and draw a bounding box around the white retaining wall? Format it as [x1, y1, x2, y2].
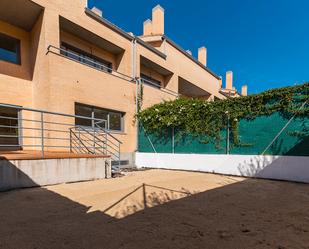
[0, 157, 111, 191]
[136, 153, 309, 183]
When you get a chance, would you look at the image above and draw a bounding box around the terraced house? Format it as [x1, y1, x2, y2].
[0, 0, 242, 167]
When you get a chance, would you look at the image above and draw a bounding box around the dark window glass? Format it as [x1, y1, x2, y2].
[109, 112, 122, 131]
[75, 104, 92, 127]
[0, 33, 21, 64]
[140, 73, 161, 88]
[0, 107, 19, 147]
[61, 42, 112, 73]
[94, 108, 108, 128]
[75, 103, 124, 131]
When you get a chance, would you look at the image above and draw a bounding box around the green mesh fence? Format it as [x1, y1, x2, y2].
[138, 112, 309, 156]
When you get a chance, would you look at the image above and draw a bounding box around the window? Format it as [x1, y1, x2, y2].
[0, 106, 20, 148]
[140, 73, 161, 88]
[0, 33, 21, 65]
[75, 103, 124, 132]
[61, 42, 112, 73]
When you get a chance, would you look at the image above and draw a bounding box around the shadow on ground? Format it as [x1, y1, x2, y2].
[1, 167, 309, 249]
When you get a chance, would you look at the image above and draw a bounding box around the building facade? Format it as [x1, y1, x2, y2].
[0, 0, 228, 165]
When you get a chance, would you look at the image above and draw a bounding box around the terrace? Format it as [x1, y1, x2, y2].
[1, 169, 309, 248]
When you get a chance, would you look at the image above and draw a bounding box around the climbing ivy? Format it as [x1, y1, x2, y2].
[137, 83, 309, 146]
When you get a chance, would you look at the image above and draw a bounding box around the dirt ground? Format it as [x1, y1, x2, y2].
[1, 169, 309, 249]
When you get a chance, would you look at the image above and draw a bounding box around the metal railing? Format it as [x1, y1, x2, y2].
[47, 45, 134, 82]
[47, 45, 183, 100]
[140, 77, 180, 97]
[47, 45, 181, 98]
[70, 124, 122, 168]
[0, 104, 122, 168]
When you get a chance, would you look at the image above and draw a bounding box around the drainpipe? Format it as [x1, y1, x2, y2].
[131, 38, 137, 78]
[135, 77, 140, 153]
[132, 37, 140, 154]
[225, 111, 230, 154]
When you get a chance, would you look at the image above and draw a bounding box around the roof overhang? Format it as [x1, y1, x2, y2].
[163, 35, 221, 80]
[60, 16, 124, 55]
[139, 35, 163, 43]
[0, 0, 43, 31]
[139, 35, 221, 80]
[178, 77, 211, 98]
[140, 56, 172, 76]
[85, 8, 134, 41]
[219, 89, 241, 98]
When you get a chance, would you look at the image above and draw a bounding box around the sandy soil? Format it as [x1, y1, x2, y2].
[1, 169, 309, 249]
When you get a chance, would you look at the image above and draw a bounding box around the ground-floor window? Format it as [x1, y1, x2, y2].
[75, 103, 124, 132]
[0, 106, 20, 149]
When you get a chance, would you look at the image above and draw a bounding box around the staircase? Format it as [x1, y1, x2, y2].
[69, 125, 122, 170]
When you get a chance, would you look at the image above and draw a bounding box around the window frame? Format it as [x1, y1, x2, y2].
[60, 42, 113, 73]
[75, 103, 125, 132]
[0, 33, 21, 65]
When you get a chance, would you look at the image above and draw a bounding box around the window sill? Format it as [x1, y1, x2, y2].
[109, 130, 127, 135]
[0, 59, 21, 66]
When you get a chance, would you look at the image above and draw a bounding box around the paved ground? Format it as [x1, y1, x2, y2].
[1, 169, 309, 249]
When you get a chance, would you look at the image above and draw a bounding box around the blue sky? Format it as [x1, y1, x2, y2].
[88, 0, 309, 94]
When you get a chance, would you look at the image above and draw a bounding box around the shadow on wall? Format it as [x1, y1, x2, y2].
[237, 155, 309, 183]
[285, 135, 309, 156]
[1, 165, 309, 248]
[0, 158, 38, 191]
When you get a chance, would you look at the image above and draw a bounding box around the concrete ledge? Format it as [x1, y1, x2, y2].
[0, 157, 111, 191]
[136, 153, 309, 183]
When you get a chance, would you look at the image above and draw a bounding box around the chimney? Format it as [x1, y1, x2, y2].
[91, 6, 103, 17]
[241, 85, 248, 96]
[143, 19, 152, 36]
[186, 50, 192, 55]
[198, 47, 207, 67]
[226, 71, 233, 90]
[152, 5, 165, 35]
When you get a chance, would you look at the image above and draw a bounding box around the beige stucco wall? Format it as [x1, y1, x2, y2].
[0, 0, 223, 154]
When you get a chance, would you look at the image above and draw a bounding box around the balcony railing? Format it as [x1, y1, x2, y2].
[47, 45, 134, 82]
[47, 45, 180, 98]
[0, 104, 122, 169]
[140, 77, 180, 97]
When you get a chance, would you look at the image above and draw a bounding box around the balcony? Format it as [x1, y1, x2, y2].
[0, 0, 43, 32]
[47, 45, 133, 82]
[178, 77, 212, 99]
[140, 76, 179, 98]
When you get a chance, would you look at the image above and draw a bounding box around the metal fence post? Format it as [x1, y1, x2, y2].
[92, 124, 95, 155]
[172, 127, 175, 154]
[69, 129, 72, 153]
[105, 133, 107, 155]
[118, 142, 121, 169]
[40, 112, 44, 158]
[17, 110, 23, 148]
[78, 129, 81, 152]
[226, 112, 230, 155]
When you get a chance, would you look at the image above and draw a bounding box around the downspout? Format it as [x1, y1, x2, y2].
[131, 37, 137, 78]
[132, 37, 139, 153]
